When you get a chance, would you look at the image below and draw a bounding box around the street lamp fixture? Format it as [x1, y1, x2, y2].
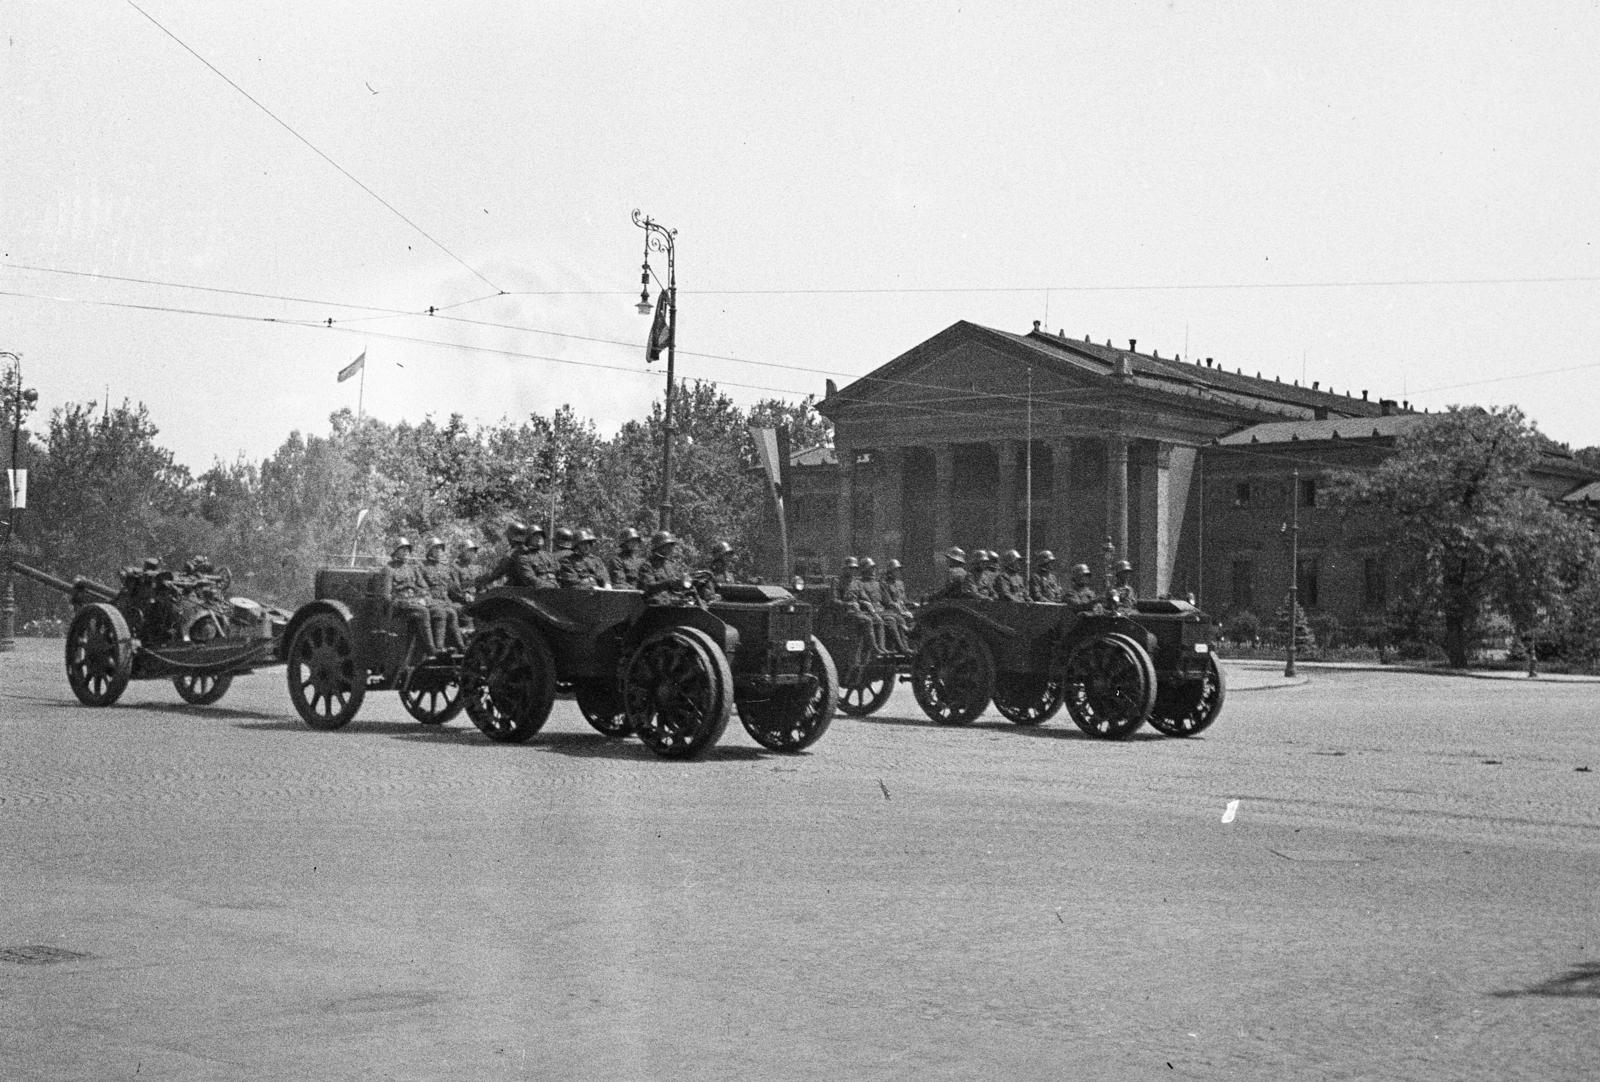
[632, 209, 678, 530]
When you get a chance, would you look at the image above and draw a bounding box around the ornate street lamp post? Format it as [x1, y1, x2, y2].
[632, 210, 678, 531]
[1, 350, 23, 652]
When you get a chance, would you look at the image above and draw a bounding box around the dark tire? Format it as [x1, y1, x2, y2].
[575, 679, 630, 738]
[837, 664, 895, 717]
[738, 636, 838, 752]
[399, 661, 466, 725]
[460, 621, 557, 743]
[65, 603, 133, 707]
[1061, 631, 1156, 739]
[174, 672, 233, 706]
[624, 626, 733, 759]
[992, 673, 1063, 726]
[285, 610, 366, 729]
[1148, 654, 1226, 737]
[910, 623, 995, 725]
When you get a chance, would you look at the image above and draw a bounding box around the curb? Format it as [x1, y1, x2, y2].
[1220, 658, 1600, 685]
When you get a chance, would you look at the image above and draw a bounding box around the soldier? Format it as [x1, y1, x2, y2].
[927, 546, 980, 602]
[380, 538, 436, 656]
[836, 556, 887, 654]
[973, 549, 1000, 600]
[477, 522, 558, 592]
[449, 541, 479, 607]
[420, 537, 466, 651]
[523, 524, 561, 588]
[637, 530, 698, 607]
[705, 540, 737, 585]
[1064, 562, 1099, 610]
[1110, 559, 1136, 611]
[881, 558, 914, 619]
[552, 527, 575, 566]
[558, 528, 612, 589]
[859, 557, 910, 653]
[608, 527, 645, 589]
[1030, 550, 1063, 603]
[995, 549, 1028, 601]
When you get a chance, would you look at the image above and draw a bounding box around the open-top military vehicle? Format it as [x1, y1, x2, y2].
[908, 596, 1224, 738]
[808, 586, 909, 719]
[12, 559, 289, 707]
[283, 570, 838, 759]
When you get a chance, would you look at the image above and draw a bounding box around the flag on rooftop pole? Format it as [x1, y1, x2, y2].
[645, 292, 672, 363]
[338, 351, 366, 382]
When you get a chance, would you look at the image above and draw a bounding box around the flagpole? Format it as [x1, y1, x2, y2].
[357, 344, 366, 422]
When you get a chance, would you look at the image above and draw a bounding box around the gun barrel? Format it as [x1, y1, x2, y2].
[9, 562, 118, 602]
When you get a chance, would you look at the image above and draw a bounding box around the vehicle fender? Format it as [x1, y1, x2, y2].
[915, 600, 1019, 640]
[623, 605, 739, 659]
[283, 598, 356, 649]
[464, 592, 577, 636]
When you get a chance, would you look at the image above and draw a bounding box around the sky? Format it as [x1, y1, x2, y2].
[4, 1, 1600, 473]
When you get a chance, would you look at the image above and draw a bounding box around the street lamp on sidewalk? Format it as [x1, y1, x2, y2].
[632, 210, 678, 531]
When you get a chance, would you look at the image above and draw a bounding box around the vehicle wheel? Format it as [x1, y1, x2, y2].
[1148, 654, 1226, 737]
[1061, 631, 1156, 739]
[992, 673, 1063, 726]
[910, 623, 995, 725]
[460, 622, 556, 743]
[738, 636, 838, 752]
[285, 610, 366, 729]
[575, 679, 630, 738]
[174, 671, 232, 706]
[399, 661, 466, 725]
[65, 603, 133, 707]
[836, 664, 895, 717]
[624, 626, 732, 759]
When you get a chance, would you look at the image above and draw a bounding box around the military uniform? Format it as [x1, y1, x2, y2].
[927, 565, 980, 603]
[973, 567, 999, 600]
[859, 565, 910, 652]
[995, 568, 1027, 601]
[449, 553, 478, 606]
[1030, 570, 1063, 602]
[421, 548, 466, 651]
[380, 545, 436, 655]
[558, 549, 611, 589]
[637, 554, 696, 606]
[608, 550, 645, 589]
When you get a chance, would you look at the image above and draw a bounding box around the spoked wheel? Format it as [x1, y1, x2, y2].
[992, 673, 1063, 726]
[575, 679, 630, 738]
[1061, 632, 1156, 739]
[285, 610, 366, 729]
[460, 622, 556, 743]
[623, 626, 732, 759]
[65, 603, 133, 707]
[174, 671, 233, 706]
[837, 663, 896, 717]
[910, 623, 995, 725]
[1148, 654, 1226, 737]
[738, 636, 838, 752]
[399, 660, 466, 725]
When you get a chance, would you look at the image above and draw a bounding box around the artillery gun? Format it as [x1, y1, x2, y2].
[11, 559, 290, 707]
[282, 568, 839, 759]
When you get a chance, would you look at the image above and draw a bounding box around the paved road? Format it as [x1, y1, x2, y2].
[3, 639, 1597, 1081]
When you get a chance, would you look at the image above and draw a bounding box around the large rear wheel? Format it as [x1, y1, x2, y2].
[1148, 654, 1226, 737]
[836, 664, 895, 718]
[738, 636, 838, 752]
[285, 610, 366, 729]
[624, 626, 732, 759]
[65, 603, 133, 707]
[461, 622, 557, 743]
[910, 623, 994, 725]
[991, 673, 1063, 726]
[399, 659, 466, 725]
[1061, 632, 1156, 739]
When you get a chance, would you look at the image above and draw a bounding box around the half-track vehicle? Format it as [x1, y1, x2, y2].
[909, 596, 1224, 738]
[282, 570, 839, 759]
[12, 559, 289, 707]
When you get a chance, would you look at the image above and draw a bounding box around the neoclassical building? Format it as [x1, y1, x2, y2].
[782, 319, 1596, 627]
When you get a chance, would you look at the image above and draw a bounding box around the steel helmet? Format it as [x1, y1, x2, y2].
[392, 537, 412, 554]
[1034, 550, 1056, 566]
[711, 540, 734, 557]
[1072, 563, 1091, 578]
[463, 540, 479, 551]
[886, 558, 903, 572]
[618, 527, 642, 544]
[841, 556, 859, 570]
[1002, 549, 1022, 565]
[945, 546, 967, 564]
[575, 527, 597, 545]
[554, 527, 575, 547]
[859, 557, 877, 570]
[427, 536, 445, 550]
[526, 522, 546, 537]
[650, 529, 678, 552]
[979, 549, 998, 565]
[505, 522, 527, 542]
[1115, 560, 1132, 574]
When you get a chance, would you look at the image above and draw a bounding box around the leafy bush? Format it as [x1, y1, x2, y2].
[1223, 610, 1261, 644]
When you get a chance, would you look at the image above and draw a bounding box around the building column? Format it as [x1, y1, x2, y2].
[933, 443, 954, 562]
[1137, 442, 1172, 598]
[995, 440, 1019, 548]
[879, 446, 906, 563]
[1051, 439, 1074, 562]
[1106, 433, 1129, 564]
[835, 440, 854, 560]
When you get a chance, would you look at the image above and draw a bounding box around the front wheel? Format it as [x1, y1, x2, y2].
[624, 626, 733, 759]
[1148, 654, 1226, 737]
[65, 603, 133, 707]
[285, 610, 366, 729]
[174, 671, 233, 706]
[991, 673, 1063, 726]
[910, 624, 994, 725]
[1060, 632, 1156, 739]
[460, 622, 557, 743]
[738, 636, 838, 752]
[837, 665, 895, 717]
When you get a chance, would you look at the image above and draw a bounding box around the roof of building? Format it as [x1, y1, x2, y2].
[790, 443, 837, 468]
[1216, 413, 1431, 445]
[1562, 481, 1600, 504]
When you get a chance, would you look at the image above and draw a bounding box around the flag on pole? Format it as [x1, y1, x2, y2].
[749, 427, 783, 494]
[5, 468, 25, 510]
[338, 351, 367, 382]
[645, 292, 673, 363]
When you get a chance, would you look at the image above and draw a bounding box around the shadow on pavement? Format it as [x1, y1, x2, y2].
[1492, 962, 1600, 998]
[142, 702, 283, 722]
[848, 711, 1166, 742]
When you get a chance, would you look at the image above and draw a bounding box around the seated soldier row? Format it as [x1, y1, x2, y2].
[472, 523, 739, 605]
[927, 547, 1131, 610]
[833, 556, 913, 655]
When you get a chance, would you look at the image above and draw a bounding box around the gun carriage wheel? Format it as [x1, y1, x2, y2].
[1060, 631, 1156, 739]
[836, 666, 895, 717]
[399, 661, 466, 725]
[991, 673, 1063, 726]
[1148, 654, 1226, 738]
[460, 621, 557, 743]
[574, 679, 630, 738]
[174, 672, 232, 706]
[65, 602, 134, 707]
[285, 609, 366, 729]
[623, 626, 733, 759]
[910, 623, 995, 725]
[737, 635, 838, 752]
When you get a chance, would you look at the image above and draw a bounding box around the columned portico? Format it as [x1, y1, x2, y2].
[1106, 433, 1130, 565]
[933, 443, 954, 558]
[995, 441, 1019, 545]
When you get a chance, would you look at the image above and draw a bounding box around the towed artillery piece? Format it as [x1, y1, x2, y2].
[282, 568, 838, 759]
[11, 560, 290, 707]
[908, 596, 1225, 738]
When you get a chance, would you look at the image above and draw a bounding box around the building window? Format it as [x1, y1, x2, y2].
[1363, 556, 1386, 609]
[1300, 476, 1317, 507]
[1232, 481, 1253, 508]
[1296, 556, 1320, 608]
[1231, 559, 1254, 612]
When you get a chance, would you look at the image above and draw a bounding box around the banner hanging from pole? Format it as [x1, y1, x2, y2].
[337, 351, 367, 383]
[645, 294, 673, 362]
[6, 468, 25, 510]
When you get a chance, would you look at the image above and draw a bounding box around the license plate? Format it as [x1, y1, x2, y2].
[785, 640, 806, 653]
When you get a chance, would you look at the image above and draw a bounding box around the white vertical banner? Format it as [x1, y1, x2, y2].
[748, 426, 790, 580]
[6, 468, 25, 510]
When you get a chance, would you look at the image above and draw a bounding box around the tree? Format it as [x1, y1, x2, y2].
[1324, 405, 1595, 667]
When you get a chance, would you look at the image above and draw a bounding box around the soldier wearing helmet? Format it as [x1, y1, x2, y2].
[558, 527, 612, 589]
[705, 540, 737, 585]
[608, 527, 645, 589]
[927, 546, 980, 602]
[858, 557, 910, 653]
[420, 537, 467, 650]
[1111, 559, 1136, 611]
[449, 540, 479, 607]
[381, 537, 437, 656]
[1030, 550, 1064, 603]
[638, 530, 697, 606]
[971, 549, 1001, 600]
[478, 522, 558, 591]
[1065, 562, 1099, 611]
[995, 548, 1028, 602]
[881, 558, 914, 620]
[835, 556, 886, 654]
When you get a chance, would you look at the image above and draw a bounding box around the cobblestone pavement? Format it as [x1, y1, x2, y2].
[3, 639, 1598, 1081]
